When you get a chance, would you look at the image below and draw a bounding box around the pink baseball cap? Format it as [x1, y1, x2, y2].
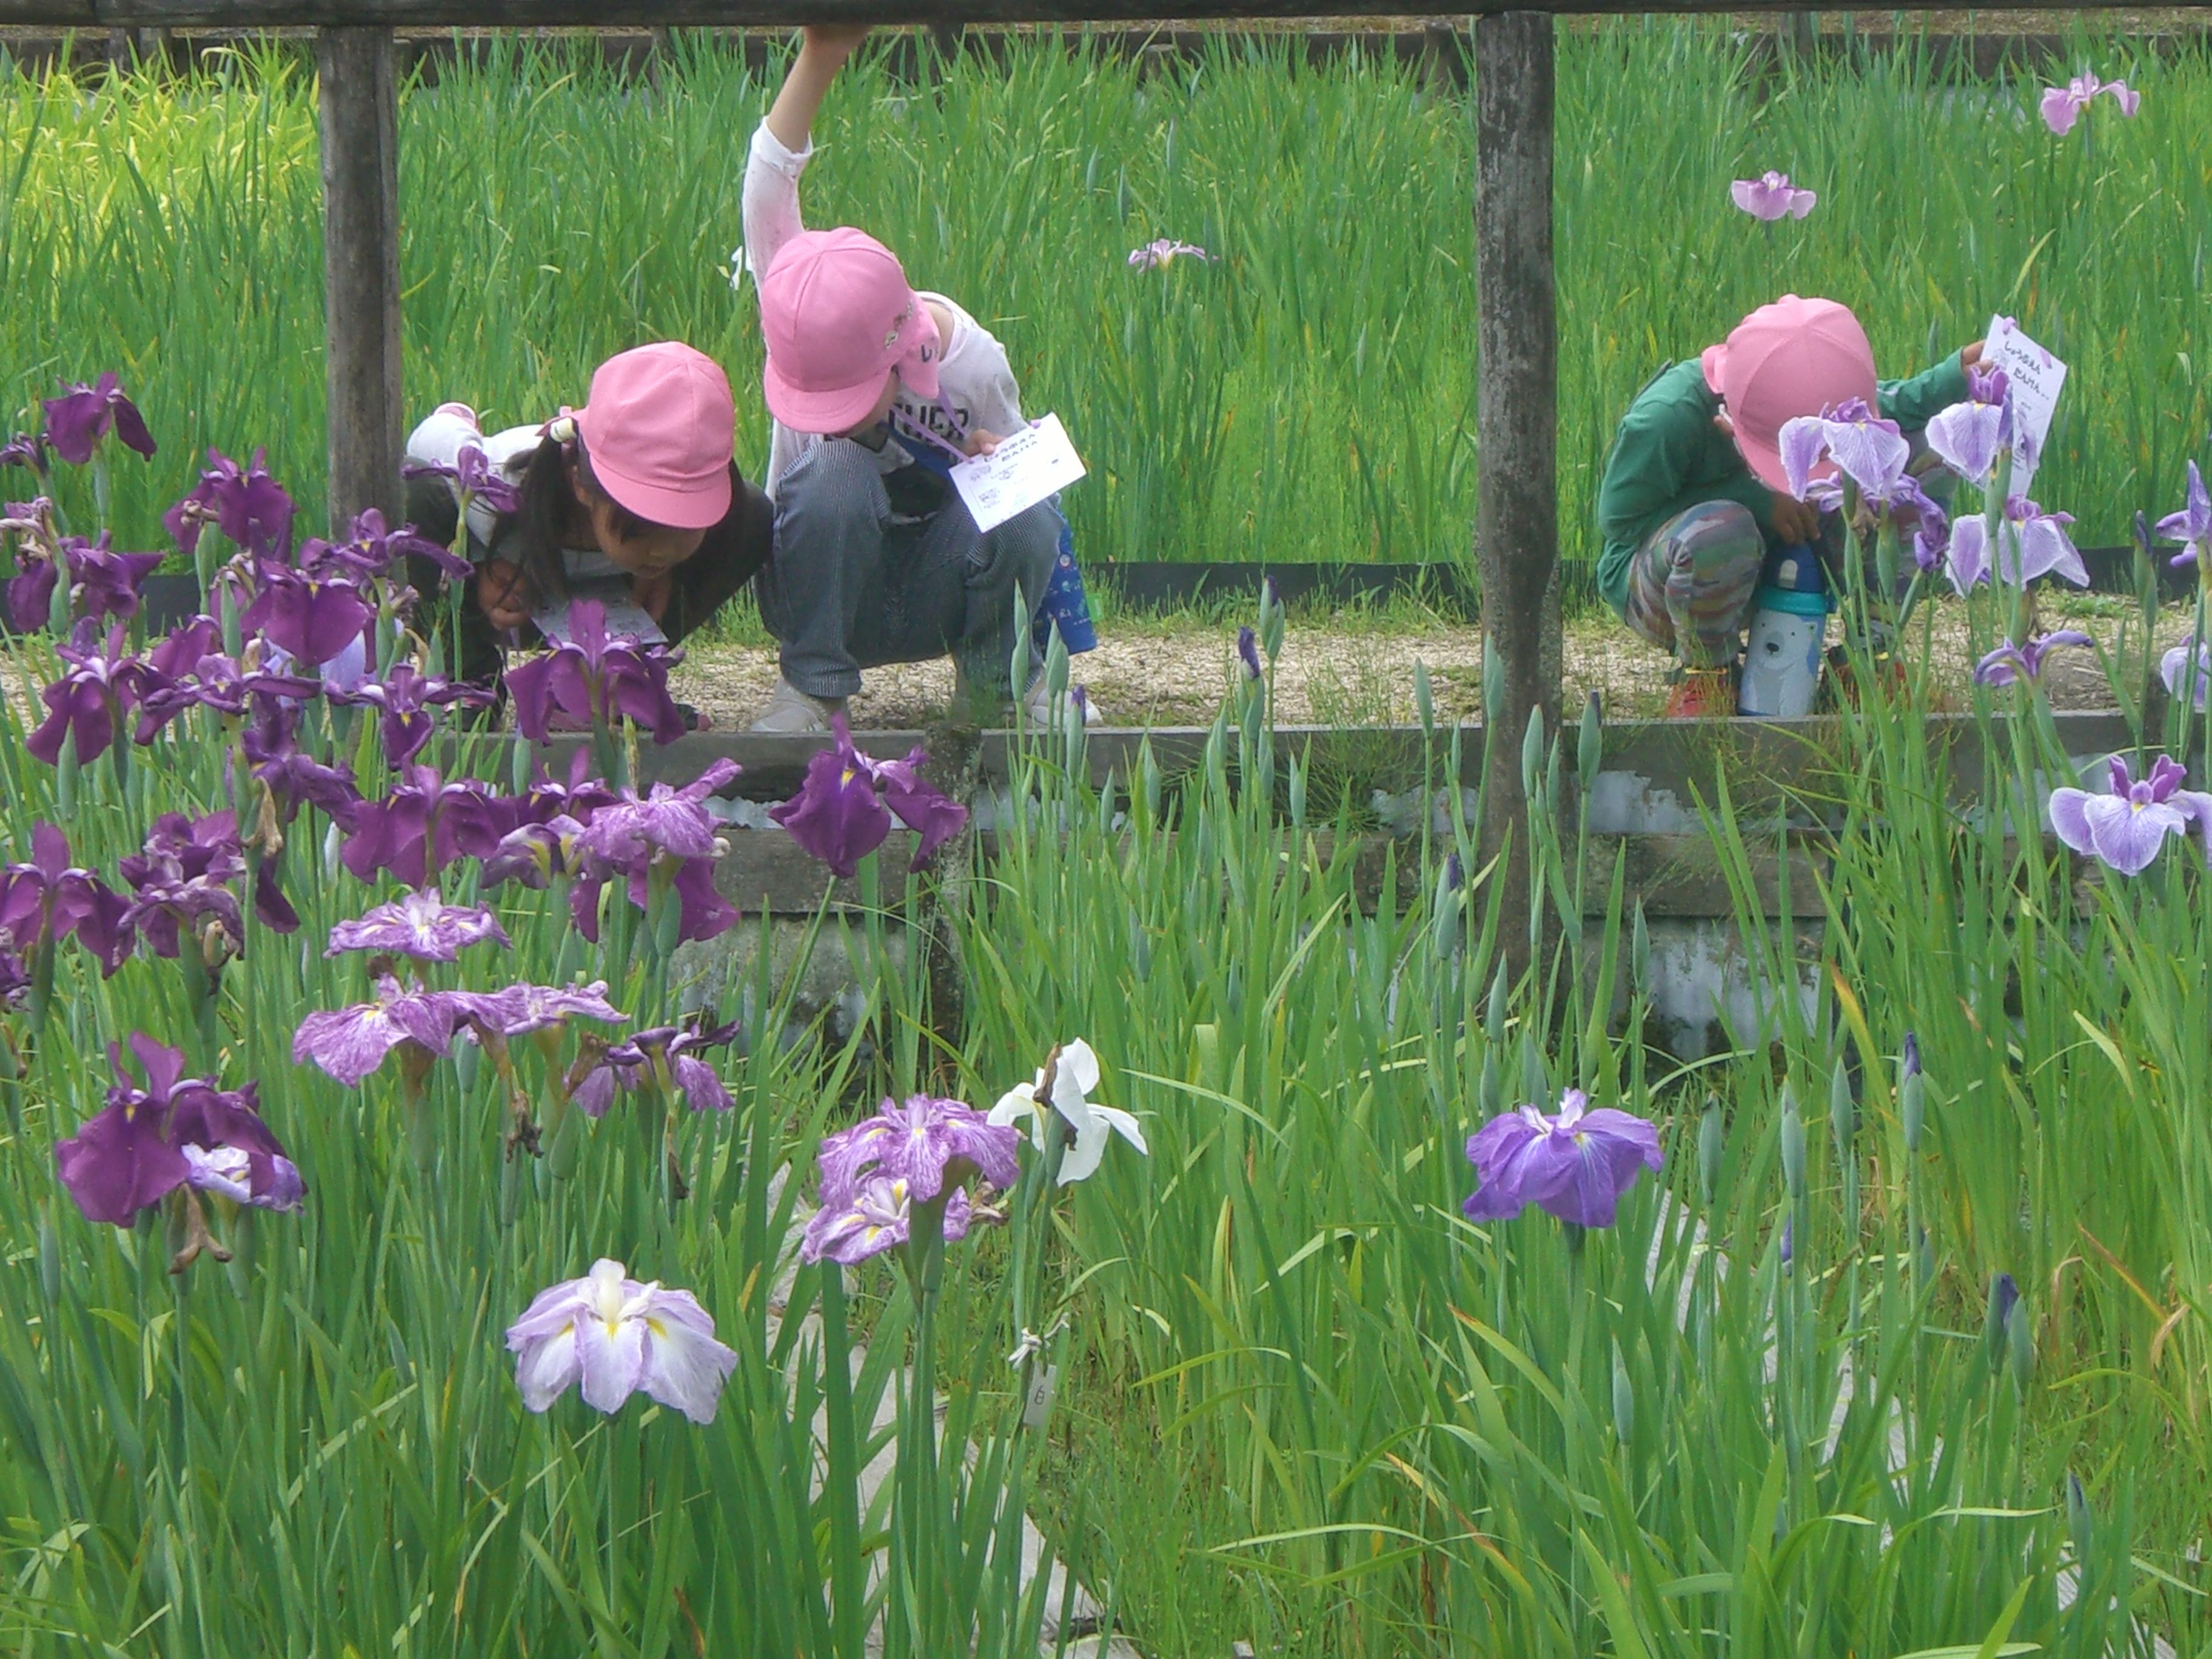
[574, 343, 735, 531]
[759, 227, 942, 435]
[1700, 295, 1878, 492]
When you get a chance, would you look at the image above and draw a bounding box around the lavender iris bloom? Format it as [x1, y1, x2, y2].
[7, 534, 164, 633]
[27, 620, 144, 766]
[292, 974, 461, 1086]
[1925, 382, 2012, 488]
[1729, 171, 1817, 220]
[164, 447, 294, 561]
[2156, 461, 2211, 574]
[55, 1034, 300, 1227]
[2041, 72, 2140, 136]
[2049, 754, 2212, 876]
[2160, 640, 2211, 711]
[812, 1093, 1022, 1212]
[401, 440, 521, 515]
[572, 1016, 740, 1116]
[1780, 400, 1933, 517]
[770, 717, 970, 879]
[339, 765, 503, 888]
[1946, 498, 2089, 594]
[802, 1174, 975, 1266]
[503, 600, 687, 745]
[42, 374, 157, 466]
[506, 1258, 738, 1423]
[1463, 1087, 1664, 1229]
[1911, 506, 1951, 574]
[326, 888, 511, 962]
[0, 822, 135, 974]
[330, 664, 493, 767]
[118, 809, 247, 959]
[1127, 240, 1216, 270]
[1973, 629, 2093, 688]
[451, 979, 624, 1039]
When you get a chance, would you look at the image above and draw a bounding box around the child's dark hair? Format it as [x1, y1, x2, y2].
[512, 431, 658, 603]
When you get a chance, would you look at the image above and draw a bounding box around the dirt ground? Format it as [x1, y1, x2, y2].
[669, 589, 2189, 731]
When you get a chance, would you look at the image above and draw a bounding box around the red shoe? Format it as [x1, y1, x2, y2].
[1663, 666, 1738, 719]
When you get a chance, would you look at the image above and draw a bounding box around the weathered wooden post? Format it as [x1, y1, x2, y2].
[1474, 9, 1560, 968]
[317, 27, 404, 533]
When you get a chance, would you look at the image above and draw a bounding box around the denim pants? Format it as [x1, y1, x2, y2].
[756, 437, 1062, 702]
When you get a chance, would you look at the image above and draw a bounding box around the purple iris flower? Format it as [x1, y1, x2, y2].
[27, 619, 144, 766]
[1463, 1087, 1664, 1229]
[1946, 499, 2089, 594]
[1973, 629, 2094, 688]
[450, 979, 625, 1039]
[802, 1173, 975, 1266]
[2157, 461, 2211, 574]
[1780, 400, 1932, 517]
[572, 1015, 741, 1116]
[483, 815, 591, 890]
[503, 600, 687, 745]
[2049, 753, 2212, 876]
[329, 663, 494, 768]
[0, 822, 135, 975]
[242, 697, 362, 828]
[241, 563, 375, 668]
[2161, 640, 2211, 711]
[2042, 72, 2140, 136]
[769, 716, 969, 879]
[1912, 508, 1951, 574]
[401, 440, 521, 515]
[579, 759, 739, 868]
[1236, 625, 1262, 681]
[42, 374, 157, 466]
[504, 748, 623, 829]
[1926, 383, 2013, 489]
[307, 509, 471, 584]
[339, 765, 503, 888]
[813, 1093, 1023, 1210]
[326, 888, 511, 962]
[1127, 239, 1215, 270]
[1729, 170, 1817, 220]
[118, 809, 247, 959]
[55, 1035, 301, 1230]
[164, 447, 295, 561]
[572, 853, 737, 947]
[7, 534, 164, 633]
[0, 432, 49, 474]
[133, 649, 321, 743]
[292, 974, 461, 1087]
[0, 937, 29, 1008]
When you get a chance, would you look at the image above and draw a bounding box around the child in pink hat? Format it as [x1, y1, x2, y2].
[735, 27, 1100, 734]
[1595, 295, 1981, 717]
[403, 342, 773, 689]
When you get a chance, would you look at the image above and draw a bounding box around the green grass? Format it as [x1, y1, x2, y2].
[3, 24, 2209, 598]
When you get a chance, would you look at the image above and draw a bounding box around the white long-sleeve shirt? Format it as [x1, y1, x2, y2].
[737, 120, 1025, 499]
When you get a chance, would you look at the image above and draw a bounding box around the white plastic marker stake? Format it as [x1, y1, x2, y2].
[1983, 315, 2067, 500]
[950, 413, 1087, 535]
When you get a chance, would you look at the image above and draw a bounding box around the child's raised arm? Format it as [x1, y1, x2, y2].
[765, 26, 869, 153]
[740, 27, 871, 292]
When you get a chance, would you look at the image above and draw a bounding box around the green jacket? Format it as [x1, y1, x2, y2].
[1594, 352, 1969, 612]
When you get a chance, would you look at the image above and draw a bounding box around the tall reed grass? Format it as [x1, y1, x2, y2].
[3, 24, 2208, 590]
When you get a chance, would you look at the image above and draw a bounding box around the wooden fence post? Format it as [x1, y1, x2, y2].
[318, 27, 404, 534]
[1474, 9, 1559, 972]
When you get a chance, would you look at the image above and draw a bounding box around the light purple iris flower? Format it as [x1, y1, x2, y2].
[1973, 630, 2093, 688]
[1778, 399, 1933, 518]
[401, 440, 521, 516]
[572, 1016, 740, 1116]
[769, 716, 969, 879]
[503, 600, 686, 745]
[2041, 72, 2140, 136]
[0, 822, 134, 975]
[1925, 370, 2014, 488]
[802, 1173, 976, 1267]
[2157, 461, 2211, 574]
[118, 809, 247, 959]
[506, 1258, 737, 1423]
[292, 973, 460, 1086]
[7, 533, 164, 634]
[54, 1034, 300, 1228]
[326, 888, 511, 962]
[1729, 171, 1817, 220]
[1127, 240, 1215, 270]
[1462, 1087, 1663, 1229]
[42, 374, 157, 466]
[1946, 498, 2090, 594]
[2161, 640, 2211, 711]
[451, 979, 625, 1039]
[164, 447, 294, 561]
[27, 619, 144, 766]
[813, 1093, 1022, 1213]
[578, 759, 739, 868]
[329, 663, 494, 767]
[2049, 754, 2212, 876]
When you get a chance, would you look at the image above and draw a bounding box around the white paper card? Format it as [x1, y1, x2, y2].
[1983, 316, 2067, 499]
[1021, 1362, 1060, 1432]
[536, 579, 666, 648]
[949, 414, 1087, 534]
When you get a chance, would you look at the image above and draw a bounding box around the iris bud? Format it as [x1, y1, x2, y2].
[1611, 1339, 1635, 1446]
[1697, 1098, 1724, 1206]
[1578, 689, 1603, 788]
[1985, 1273, 2020, 1375]
[1778, 1086, 1806, 1200]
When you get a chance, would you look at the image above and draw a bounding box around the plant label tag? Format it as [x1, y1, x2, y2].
[1983, 316, 2066, 499]
[950, 414, 1087, 535]
[537, 580, 666, 648]
[1021, 1363, 1059, 1431]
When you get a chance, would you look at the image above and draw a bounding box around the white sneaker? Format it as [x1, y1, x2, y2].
[749, 677, 846, 734]
[1023, 678, 1105, 728]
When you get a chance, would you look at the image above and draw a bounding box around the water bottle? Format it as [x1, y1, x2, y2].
[1738, 545, 1829, 718]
